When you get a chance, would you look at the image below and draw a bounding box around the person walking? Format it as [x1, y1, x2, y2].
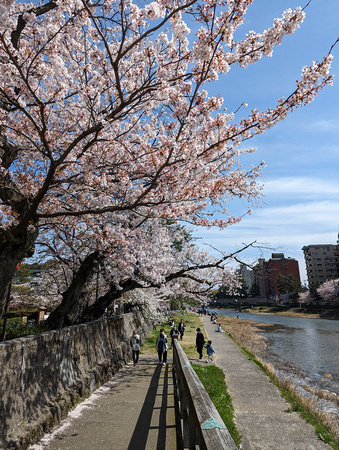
[205, 340, 216, 363]
[170, 325, 179, 348]
[196, 327, 205, 360]
[178, 319, 186, 340]
[130, 330, 141, 365]
[156, 328, 168, 365]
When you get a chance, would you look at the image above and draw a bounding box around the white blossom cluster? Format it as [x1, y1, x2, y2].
[299, 279, 339, 306]
[0, 0, 334, 315]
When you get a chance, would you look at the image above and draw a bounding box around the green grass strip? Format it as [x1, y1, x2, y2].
[192, 364, 242, 448]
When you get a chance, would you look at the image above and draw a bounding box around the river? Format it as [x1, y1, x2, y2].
[210, 309, 339, 418]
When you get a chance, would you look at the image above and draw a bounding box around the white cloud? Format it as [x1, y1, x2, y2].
[306, 118, 339, 133]
[197, 200, 339, 246]
[252, 201, 339, 226]
[194, 199, 339, 285]
[263, 177, 339, 200]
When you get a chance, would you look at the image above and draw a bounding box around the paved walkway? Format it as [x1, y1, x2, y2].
[203, 316, 331, 450]
[31, 355, 176, 450]
[31, 317, 332, 450]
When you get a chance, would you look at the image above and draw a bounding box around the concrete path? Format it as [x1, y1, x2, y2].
[203, 316, 331, 450]
[31, 355, 176, 450]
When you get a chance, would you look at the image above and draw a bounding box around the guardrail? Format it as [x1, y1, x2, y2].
[173, 340, 237, 450]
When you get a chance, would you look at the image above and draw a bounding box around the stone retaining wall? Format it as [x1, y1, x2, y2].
[0, 312, 151, 449]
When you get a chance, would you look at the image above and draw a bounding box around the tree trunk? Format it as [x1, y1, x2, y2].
[46, 251, 100, 330]
[77, 279, 141, 324]
[0, 227, 38, 319]
[1, 280, 12, 342]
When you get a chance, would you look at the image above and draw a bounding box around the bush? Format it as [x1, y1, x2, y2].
[0, 316, 50, 341]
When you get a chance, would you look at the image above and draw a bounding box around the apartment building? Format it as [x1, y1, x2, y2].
[302, 240, 339, 286]
[236, 265, 255, 293]
[256, 253, 301, 299]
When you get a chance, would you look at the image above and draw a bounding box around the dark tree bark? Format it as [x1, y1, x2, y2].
[77, 279, 142, 324]
[0, 227, 38, 318]
[46, 251, 100, 330]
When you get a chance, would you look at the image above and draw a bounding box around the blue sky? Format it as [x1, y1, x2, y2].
[193, 0, 339, 285]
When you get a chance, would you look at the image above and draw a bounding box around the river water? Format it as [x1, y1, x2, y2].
[211, 309, 339, 417]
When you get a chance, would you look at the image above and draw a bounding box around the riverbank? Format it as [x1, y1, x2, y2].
[218, 315, 339, 447]
[222, 305, 339, 320]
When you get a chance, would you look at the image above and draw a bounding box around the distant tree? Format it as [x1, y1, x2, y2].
[213, 269, 243, 300]
[308, 280, 322, 305]
[238, 276, 248, 298]
[309, 280, 321, 293]
[298, 289, 311, 305]
[276, 274, 302, 303]
[168, 295, 186, 311]
[6, 261, 56, 313]
[214, 284, 232, 300]
[13, 262, 45, 285]
[316, 279, 339, 306]
[250, 281, 260, 298]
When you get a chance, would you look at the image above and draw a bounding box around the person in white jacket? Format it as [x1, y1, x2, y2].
[130, 330, 141, 365]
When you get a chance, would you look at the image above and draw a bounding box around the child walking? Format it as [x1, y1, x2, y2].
[205, 340, 215, 363]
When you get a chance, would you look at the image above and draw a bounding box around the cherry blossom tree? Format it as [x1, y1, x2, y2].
[36, 218, 243, 328]
[0, 0, 335, 321]
[299, 279, 339, 306]
[123, 288, 165, 324]
[316, 278, 339, 306]
[298, 290, 311, 305]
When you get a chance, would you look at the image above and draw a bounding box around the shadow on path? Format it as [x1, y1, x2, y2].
[30, 356, 177, 450]
[128, 363, 175, 450]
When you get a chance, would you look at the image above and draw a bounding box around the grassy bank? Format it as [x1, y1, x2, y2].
[141, 312, 241, 447]
[218, 316, 339, 449]
[192, 364, 242, 447]
[141, 311, 204, 358]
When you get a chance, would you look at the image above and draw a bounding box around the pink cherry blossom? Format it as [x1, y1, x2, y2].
[0, 0, 335, 317]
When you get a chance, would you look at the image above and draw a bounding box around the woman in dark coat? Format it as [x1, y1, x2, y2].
[196, 327, 205, 360]
[156, 328, 168, 365]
